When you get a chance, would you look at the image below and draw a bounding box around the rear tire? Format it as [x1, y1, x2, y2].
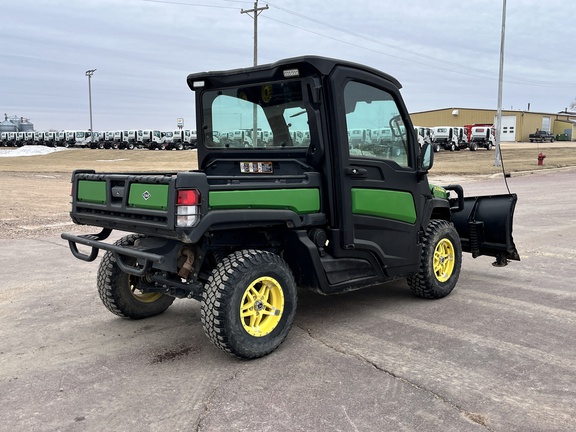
[408, 220, 462, 299]
[201, 250, 297, 359]
[97, 234, 175, 319]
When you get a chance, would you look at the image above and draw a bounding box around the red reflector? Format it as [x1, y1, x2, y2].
[177, 189, 199, 205]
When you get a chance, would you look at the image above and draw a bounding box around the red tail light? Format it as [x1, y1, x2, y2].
[177, 189, 200, 205]
[176, 189, 201, 228]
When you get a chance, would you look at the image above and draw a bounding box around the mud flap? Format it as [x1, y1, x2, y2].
[450, 193, 520, 266]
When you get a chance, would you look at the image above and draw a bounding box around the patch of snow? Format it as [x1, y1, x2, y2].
[0, 145, 69, 157]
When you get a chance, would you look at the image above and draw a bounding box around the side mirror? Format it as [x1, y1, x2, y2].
[419, 143, 434, 172]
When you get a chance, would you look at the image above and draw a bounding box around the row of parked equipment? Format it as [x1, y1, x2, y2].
[342, 124, 496, 154]
[415, 124, 496, 152]
[1, 125, 496, 153]
[0, 129, 197, 150]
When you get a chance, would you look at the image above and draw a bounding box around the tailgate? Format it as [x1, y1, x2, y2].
[69, 170, 205, 239]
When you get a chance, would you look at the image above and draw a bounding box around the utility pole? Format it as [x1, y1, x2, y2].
[85, 69, 97, 144]
[494, 0, 506, 167]
[241, 1, 268, 147]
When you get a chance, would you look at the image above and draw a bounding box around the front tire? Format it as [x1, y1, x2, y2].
[201, 250, 297, 359]
[97, 234, 175, 319]
[408, 220, 462, 299]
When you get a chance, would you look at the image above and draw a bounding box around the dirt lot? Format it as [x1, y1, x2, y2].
[2, 145, 576, 431]
[0, 142, 574, 239]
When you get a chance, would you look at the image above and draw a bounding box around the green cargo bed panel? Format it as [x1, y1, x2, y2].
[209, 188, 320, 214]
[128, 183, 169, 210]
[77, 180, 107, 204]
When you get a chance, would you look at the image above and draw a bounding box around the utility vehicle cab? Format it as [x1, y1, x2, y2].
[62, 56, 518, 359]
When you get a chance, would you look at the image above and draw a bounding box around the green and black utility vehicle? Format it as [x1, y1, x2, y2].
[62, 56, 519, 359]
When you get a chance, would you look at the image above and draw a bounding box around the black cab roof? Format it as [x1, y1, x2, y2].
[187, 55, 402, 91]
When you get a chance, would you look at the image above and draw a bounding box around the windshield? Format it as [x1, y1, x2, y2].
[202, 80, 310, 149]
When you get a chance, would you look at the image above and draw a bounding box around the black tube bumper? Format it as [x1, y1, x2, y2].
[61, 229, 165, 277]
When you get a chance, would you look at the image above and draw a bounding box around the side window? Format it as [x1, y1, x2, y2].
[344, 81, 409, 167]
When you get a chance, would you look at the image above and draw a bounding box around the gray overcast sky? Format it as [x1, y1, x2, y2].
[1, 0, 575, 131]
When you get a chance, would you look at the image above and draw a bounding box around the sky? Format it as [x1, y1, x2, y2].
[1, 0, 575, 132]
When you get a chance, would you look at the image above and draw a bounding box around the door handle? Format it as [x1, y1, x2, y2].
[345, 166, 367, 177]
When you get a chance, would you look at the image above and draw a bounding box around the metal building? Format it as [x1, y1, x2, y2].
[0, 119, 18, 133]
[410, 108, 576, 142]
[1, 114, 35, 132]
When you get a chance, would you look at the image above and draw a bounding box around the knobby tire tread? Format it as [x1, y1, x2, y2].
[407, 219, 462, 299]
[97, 234, 174, 319]
[201, 249, 297, 359]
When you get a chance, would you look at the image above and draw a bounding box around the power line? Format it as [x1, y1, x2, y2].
[265, 2, 575, 88]
[262, 15, 501, 82]
[137, 0, 574, 88]
[141, 0, 238, 9]
[266, 3, 495, 73]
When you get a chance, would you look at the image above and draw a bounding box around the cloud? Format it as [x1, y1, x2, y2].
[1, 0, 574, 131]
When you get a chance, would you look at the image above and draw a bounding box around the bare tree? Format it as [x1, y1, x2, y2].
[571, 98, 576, 110]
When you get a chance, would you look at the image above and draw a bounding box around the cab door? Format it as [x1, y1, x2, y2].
[329, 68, 430, 276]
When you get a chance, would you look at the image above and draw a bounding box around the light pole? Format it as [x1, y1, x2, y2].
[85, 69, 96, 144]
[494, 0, 506, 167]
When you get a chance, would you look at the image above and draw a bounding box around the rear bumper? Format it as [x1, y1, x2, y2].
[61, 229, 164, 276]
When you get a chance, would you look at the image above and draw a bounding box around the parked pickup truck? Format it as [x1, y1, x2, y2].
[529, 130, 554, 142]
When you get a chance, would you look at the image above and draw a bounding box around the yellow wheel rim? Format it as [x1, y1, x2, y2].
[433, 238, 455, 283]
[129, 276, 163, 303]
[240, 276, 284, 337]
